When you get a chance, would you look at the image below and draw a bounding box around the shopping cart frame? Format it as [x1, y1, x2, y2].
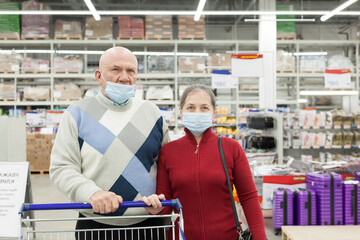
[19, 199, 185, 240]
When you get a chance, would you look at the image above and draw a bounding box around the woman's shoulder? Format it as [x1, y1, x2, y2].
[161, 135, 187, 151]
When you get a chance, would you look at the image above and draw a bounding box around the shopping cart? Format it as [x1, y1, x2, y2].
[19, 199, 185, 240]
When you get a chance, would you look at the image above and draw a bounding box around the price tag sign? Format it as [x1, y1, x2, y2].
[324, 69, 351, 89]
[211, 70, 238, 89]
[231, 54, 264, 77]
[0, 162, 29, 238]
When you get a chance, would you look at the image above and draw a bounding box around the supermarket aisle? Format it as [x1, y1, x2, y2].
[30, 175, 281, 240]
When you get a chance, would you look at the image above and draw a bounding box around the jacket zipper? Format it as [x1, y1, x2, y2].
[194, 143, 206, 239]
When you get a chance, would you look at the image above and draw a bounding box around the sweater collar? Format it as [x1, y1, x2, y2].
[184, 127, 215, 144]
[95, 92, 134, 112]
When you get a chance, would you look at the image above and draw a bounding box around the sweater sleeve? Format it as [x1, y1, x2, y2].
[156, 147, 173, 214]
[49, 110, 102, 203]
[232, 142, 267, 240]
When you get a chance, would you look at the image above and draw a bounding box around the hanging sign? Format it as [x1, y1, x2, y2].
[231, 54, 264, 77]
[0, 162, 29, 238]
[211, 70, 238, 89]
[324, 69, 351, 89]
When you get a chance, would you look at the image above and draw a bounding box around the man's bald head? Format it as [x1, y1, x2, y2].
[99, 46, 138, 70]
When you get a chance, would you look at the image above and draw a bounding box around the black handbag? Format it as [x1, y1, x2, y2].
[218, 137, 252, 240]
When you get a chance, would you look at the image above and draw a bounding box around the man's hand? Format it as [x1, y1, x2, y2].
[140, 194, 166, 215]
[88, 190, 123, 214]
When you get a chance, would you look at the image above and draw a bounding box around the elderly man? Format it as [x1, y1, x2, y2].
[50, 46, 169, 239]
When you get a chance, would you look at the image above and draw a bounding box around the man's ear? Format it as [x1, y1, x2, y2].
[95, 70, 102, 85]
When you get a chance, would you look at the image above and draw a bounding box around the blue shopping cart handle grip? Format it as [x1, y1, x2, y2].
[21, 199, 182, 213]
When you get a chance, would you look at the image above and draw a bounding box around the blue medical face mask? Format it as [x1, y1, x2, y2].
[104, 81, 135, 105]
[182, 112, 213, 136]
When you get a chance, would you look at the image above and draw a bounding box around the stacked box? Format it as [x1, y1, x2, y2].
[178, 57, 205, 73]
[145, 15, 172, 39]
[277, 50, 296, 73]
[131, 18, 145, 38]
[23, 86, 50, 101]
[21, 1, 50, 39]
[0, 83, 15, 100]
[147, 56, 174, 73]
[277, 5, 296, 39]
[54, 20, 82, 39]
[178, 15, 205, 40]
[0, 51, 21, 73]
[54, 56, 83, 73]
[85, 17, 113, 40]
[207, 53, 231, 73]
[0, 2, 20, 39]
[21, 58, 50, 73]
[27, 133, 56, 171]
[118, 16, 132, 38]
[300, 56, 326, 73]
[54, 83, 83, 100]
[117, 16, 144, 39]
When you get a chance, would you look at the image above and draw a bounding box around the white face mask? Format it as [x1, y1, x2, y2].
[182, 112, 213, 136]
[102, 76, 135, 105]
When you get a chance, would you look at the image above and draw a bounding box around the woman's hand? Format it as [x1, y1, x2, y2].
[140, 194, 166, 215]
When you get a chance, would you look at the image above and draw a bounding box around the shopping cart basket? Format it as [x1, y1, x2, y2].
[19, 199, 185, 240]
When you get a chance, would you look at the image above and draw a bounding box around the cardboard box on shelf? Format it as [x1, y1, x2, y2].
[26, 133, 56, 171]
[23, 86, 50, 101]
[21, 57, 50, 73]
[178, 57, 205, 73]
[85, 17, 113, 40]
[54, 20, 82, 39]
[21, 0, 50, 39]
[145, 15, 172, 39]
[54, 83, 83, 100]
[178, 15, 205, 40]
[0, 83, 15, 100]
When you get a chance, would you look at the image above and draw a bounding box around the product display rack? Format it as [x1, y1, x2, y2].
[277, 40, 359, 109]
[1, 39, 360, 131]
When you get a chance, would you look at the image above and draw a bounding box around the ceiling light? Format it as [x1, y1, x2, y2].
[84, 0, 100, 21]
[300, 90, 358, 96]
[298, 99, 308, 103]
[244, 18, 315, 22]
[320, 0, 358, 21]
[293, 52, 328, 56]
[194, 0, 206, 21]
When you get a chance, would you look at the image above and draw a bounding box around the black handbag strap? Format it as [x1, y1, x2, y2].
[218, 136, 242, 235]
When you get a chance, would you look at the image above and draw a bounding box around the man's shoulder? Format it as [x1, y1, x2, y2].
[70, 97, 97, 108]
[133, 98, 161, 112]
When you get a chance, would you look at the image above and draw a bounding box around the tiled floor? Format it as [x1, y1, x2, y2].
[28, 175, 282, 240]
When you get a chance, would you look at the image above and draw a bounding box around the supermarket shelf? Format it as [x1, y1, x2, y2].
[284, 125, 359, 130]
[213, 123, 237, 127]
[284, 145, 360, 150]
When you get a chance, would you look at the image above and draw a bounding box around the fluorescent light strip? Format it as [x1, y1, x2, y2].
[57, 50, 103, 55]
[2, 10, 360, 16]
[84, 0, 100, 21]
[298, 99, 308, 103]
[320, 0, 358, 22]
[245, 18, 315, 22]
[293, 52, 328, 56]
[300, 90, 358, 96]
[194, 0, 206, 21]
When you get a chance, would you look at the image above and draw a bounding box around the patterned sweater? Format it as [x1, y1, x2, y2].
[50, 93, 169, 225]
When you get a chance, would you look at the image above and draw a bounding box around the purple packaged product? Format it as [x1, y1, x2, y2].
[355, 172, 360, 181]
[273, 188, 293, 235]
[343, 180, 360, 225]
[294, 188, 317, 225]
[306, 172, 343, 225]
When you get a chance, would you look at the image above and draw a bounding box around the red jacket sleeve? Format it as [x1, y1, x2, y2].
[232, 140, 267, 240]
[156, 147, 173, 214]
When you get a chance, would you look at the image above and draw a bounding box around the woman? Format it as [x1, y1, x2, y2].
[142, 84, 267, 240]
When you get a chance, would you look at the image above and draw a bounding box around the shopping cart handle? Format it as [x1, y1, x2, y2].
[20, 199, 182, 213]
